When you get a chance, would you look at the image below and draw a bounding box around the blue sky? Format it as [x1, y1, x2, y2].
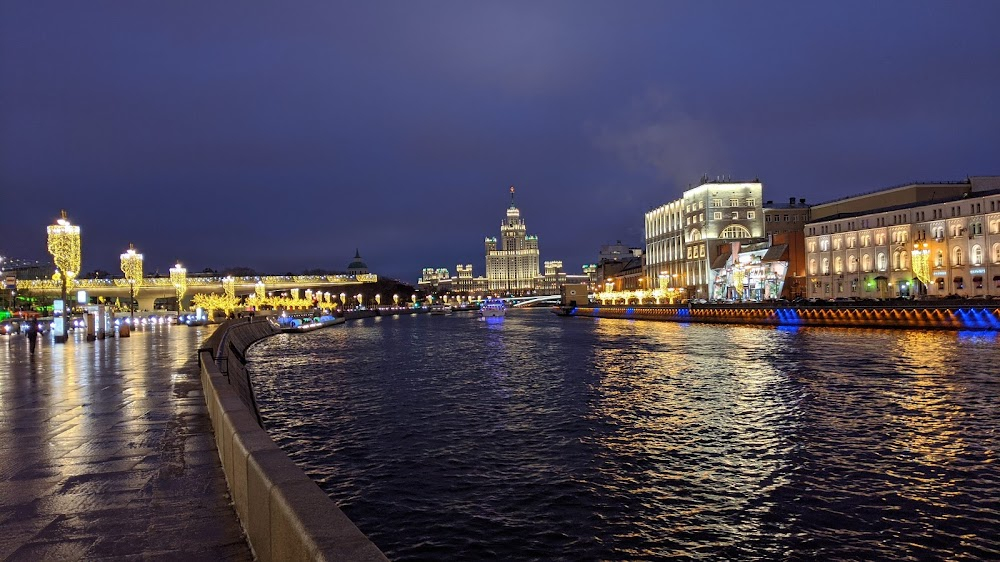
[2, 1, 998, 282]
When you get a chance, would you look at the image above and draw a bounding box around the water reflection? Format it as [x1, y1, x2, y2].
[249, 312, 1000, 561]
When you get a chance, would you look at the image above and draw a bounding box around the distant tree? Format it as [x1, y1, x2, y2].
[223, 266, 257, 277]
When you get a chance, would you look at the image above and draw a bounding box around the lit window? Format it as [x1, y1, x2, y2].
[747, 211, 756, 220]
[713, 212, 722, 220]
[745, 198, 755, 207]
[732, 211, 739, 219]
[712, 198, 722, 207]
[730, 198, 739, 207]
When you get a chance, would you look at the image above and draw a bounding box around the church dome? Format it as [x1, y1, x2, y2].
[348, 249, 368, 274]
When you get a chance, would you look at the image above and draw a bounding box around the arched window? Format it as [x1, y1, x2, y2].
[848, 255, 858, 273]
[821, 258, 830, 275]
[720, 225, 751, 239]
[862, 254, 872, 272]
[990, 219, 999, 235]
[993, 243, 1000, 264]
[899, 253, 907, 270]
[689, 229, 703, 242]
[809, 259, 817, 275]
[892, 250, 901, 270]
[820, 240, 829, 251]
[935, 250, 944, 267]
[953, 247, 963, 266]
[877, 252, 887, 272]
[971, 245, 983, 266]
[834, 256, 843, 274]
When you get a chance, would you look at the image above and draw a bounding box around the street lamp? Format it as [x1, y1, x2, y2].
[170, 262, 187, 315]
[120, 244, 143, 322]
[47, 211, 81, 342]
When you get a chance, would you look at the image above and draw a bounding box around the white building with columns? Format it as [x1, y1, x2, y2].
[485, 187, 540, 294]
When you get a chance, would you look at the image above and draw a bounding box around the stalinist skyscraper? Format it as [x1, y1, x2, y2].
[485, 186, 540, 294]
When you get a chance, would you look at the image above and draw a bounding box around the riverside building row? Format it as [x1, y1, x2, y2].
[804, 176, 1000, 299]
[639, 174, 1000, 302]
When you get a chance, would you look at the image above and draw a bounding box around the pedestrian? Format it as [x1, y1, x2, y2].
[27, 319, 38, 354]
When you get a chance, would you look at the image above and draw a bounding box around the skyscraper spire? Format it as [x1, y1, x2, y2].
[509, 185, 516, 209]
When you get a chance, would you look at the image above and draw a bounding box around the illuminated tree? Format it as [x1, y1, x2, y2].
[47, 210, 81, 340]
[120, 244, 143, 319]
[170, 263, 187, 312]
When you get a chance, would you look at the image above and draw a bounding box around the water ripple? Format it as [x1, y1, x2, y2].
[247, 310, 1000, 560]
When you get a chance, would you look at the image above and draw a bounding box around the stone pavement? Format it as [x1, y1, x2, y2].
[0, 323, 253, 561]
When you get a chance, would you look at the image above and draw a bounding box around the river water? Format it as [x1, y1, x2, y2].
[247, 309, 999, 560]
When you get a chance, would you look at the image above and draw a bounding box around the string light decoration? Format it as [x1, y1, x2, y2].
[222, 276, 236, 301]
[120, 244, 144, 319]
[911, 243, 931, 287]
[47, 210, 81, 297]
[255, 281, 266, 301]
[170, 263, 187, 312]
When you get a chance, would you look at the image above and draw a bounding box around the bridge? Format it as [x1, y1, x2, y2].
[502, 294, 563, 307]
[16, 274, 378, 310]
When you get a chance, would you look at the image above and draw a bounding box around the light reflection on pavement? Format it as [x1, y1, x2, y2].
[0, 324, 252, 560]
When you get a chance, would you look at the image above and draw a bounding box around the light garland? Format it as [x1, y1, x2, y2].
[170, 263, 187, 309]
[47, 210, 81, 283]
[120, 244, 144, 296]
[222, 276, 236, 301]
[911, 244, 931, 286]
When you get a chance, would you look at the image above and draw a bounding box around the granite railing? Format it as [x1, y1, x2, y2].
[199, 318, 386, 561]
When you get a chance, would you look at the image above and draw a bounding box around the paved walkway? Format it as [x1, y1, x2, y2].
[0, 323, 253, 561]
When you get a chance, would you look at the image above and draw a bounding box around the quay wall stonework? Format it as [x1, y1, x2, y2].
[565, 304, 1000, 330]
[199, 318, 387, 562]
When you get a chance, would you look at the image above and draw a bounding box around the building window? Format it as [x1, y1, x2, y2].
[820, 240, 829, 251]
[834, 256, 843, 274]
[808, 241, 816, 253]
[993, 243, 1000, 264]
[730, 198, 739, 207]
[821, 258, 830, 275]
[720, 224, 752, 239]
[972, 245, 983, 266]
[861, 234, 871, 247]
[953, 247, 963, 266]
[848, 255, 858, 273]
[877, 252, 887, 272]
[712, 198, 722, 207]
[747, 211, 755, 220]
[745, 198, 755, 207]
[936, 250, 944, 267]
[731, 211, 739, 219]
[862, 254, 872, 272]
[833, 239, 841, 251]
[809, 259, 817, 275]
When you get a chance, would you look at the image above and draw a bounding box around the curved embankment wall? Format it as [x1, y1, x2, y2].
[564, 304, 1000, 330]
[198, 318, 387, 562]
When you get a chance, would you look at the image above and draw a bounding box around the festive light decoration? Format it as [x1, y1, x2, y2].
[255, 281, 266, 301]
[120, 244, 143, 318]
[912, 243, 931, 286]
[170, 263, 187, 312]
[47, 211, 82, 283]
[222, 276, 236, 301]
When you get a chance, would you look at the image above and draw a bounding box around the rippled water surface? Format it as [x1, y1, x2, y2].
[248, 310, 1000, 560]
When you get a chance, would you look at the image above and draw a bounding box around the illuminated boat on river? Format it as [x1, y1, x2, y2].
[479, 297, 507, 318]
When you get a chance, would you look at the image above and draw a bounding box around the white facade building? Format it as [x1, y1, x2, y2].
[645, 179, 765, 297]
[804, 177, 1000, 299]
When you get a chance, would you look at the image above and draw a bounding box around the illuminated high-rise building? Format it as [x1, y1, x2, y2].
[486, 186, 540, 294]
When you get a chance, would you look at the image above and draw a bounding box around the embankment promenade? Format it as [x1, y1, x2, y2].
[557, 301, 1000, 330]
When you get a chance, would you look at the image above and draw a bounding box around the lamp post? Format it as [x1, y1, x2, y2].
[120, 244, 143, 322]
[170, 262, 187, 316]
[47, 211, 81, 343]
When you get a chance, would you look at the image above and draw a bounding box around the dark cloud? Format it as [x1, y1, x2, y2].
[2, 1, 998, 282]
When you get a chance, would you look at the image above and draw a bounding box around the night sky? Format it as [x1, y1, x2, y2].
[2, 2, 999, 283]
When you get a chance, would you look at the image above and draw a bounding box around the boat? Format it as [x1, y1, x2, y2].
[479, 297, 507, 318]
[429, 304, 453, 315]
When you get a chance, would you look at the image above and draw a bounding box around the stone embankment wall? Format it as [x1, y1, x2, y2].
[567, 304, 1000, 330]
[199, 319, 387, 562]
